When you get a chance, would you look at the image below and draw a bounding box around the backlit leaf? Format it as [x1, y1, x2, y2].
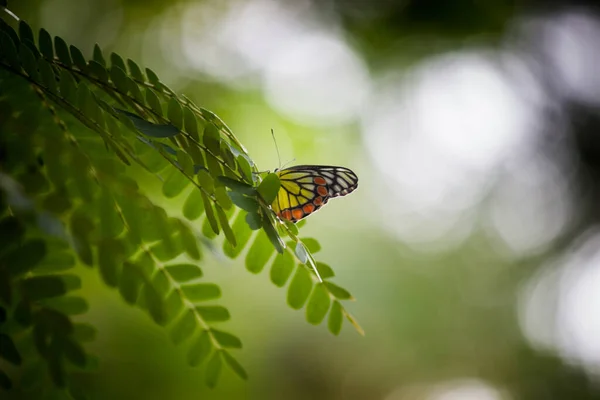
[93, 43, 106, 66]
[195, 306, 230, 322]
[168, 98, 183, 129]
[257, 173, 280, 204]
[183, 188, 205, 220]
[328, 301, 343, 336]
[211, 329, 242, 348]
[216, 206, 236, 247]
[306, 283, 331, 325]
[245, 231, 274, 274]
[98, 238, 125, 288]
[119, 262, 145, 305]
[165, 263, 203, 282]
[222, 351, 248, 380]
[201, 192, 219, 235]
[181, 283, 221, 302]
[324, 281, 353, 300]
[205, 351, 222, 388]
[316, 262, 335, 279]
[162, 168, 189, 198]
[170, 309, 197, 345]
[41, 296, 89, 315]
[270, 250, 295, 287]
[203, 123, 221, 155]
[287, 267, 312, 310]
[223, 212, 253, 258]
[110, 52, 126, 71]
[145, 87, 162, 116]
[301, 238, 321, 253]
[187, 330, 212, 367]
[127, 58, 144, 81]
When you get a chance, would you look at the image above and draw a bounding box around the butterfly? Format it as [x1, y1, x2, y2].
[271, 165, 359, 223]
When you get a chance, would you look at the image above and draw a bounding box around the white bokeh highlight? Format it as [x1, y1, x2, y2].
[519, 231, 600, 376]
[363, 51, 542, 251]
[175, 0, 369, 125]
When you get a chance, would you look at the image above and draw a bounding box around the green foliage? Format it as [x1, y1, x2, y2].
[0, 11, 361, 396]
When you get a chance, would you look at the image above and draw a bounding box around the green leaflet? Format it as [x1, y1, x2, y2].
[110, 52, 126, 71]
[41, 296, 89, 316]
[245, 230, 275, 274]
[270, 250, 295, 287]
[328, 301, 343, 336]
[162, 168, 190, 198]
[19, 43, 39, 80]
[222, 350, 248, 380]
[116, 109, 179, 138]
[127, 58, 144, 81]
[201, 192, 219, 235]
[301, 237, 321, 253]
[183, 188, 205, 220]
[165, 263, 203, 282]
[70, 45, 87, 71]
[228, 192, 259, 212]
[183, 106, 200, 141]
[205, 351, 222, 388]
[38, 28, 53, 59]
[97, 238, 125, 288]
[54, 36, 71, 65]
[181, 283, 221, 302]
[287, 267, 312, 310]
[223, 211, 253, 258]
[145, 87, 163, 116]
[203, 123, 221, 155]
[18, 20, 35, 43]
[93, 43, 106, 66]
[187, 330, 212, 367]
[119, 262, 145, 305]
[2, 239, 47, 277]
[170, 309, 197, 345]
[210, 329, 242, 348]
[20, 276, 68, 301]
[315, 262, 335, 279]
[218, 176, 256, 196]
[324, 281, 353, 300]
[306, 283, 331, 325]
[216, 206, 236, 247]
[257, 173, 280, 204]
[168, 98, 183, 129]
[195, 306, 230, 322]
[38, 57, 58, 93]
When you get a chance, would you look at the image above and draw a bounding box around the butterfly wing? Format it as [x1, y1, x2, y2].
[271, 165, 358, 222]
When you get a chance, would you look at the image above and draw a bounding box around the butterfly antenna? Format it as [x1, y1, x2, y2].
[271, 128, 282, 170]
[281, 158, 296, 170]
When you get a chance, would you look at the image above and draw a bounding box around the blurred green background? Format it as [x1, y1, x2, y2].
[6, 0, 600, 398]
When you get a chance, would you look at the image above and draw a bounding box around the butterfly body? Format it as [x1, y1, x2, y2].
[271, 165, 358, 222]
